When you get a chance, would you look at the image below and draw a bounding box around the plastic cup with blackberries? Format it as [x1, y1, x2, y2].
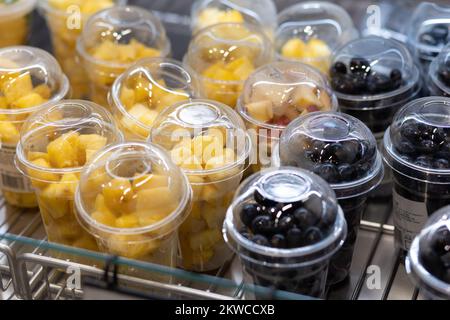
[223, 167, 347, 298]
[383, 97, 450, 253]
[406, 205, 450, 300]
[428, 43, 450, 97]
[272, 112, 384, 285]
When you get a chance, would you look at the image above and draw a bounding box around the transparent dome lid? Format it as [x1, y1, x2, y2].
[406, 205, 450, 299]
[77, 6, 170, 68]
[223, 167, 346, 265]
[75, 141, 192, 236]
[0, 0, 35, 19]
[237, 61, 338, 130]
[429, 43, 450, 95]
[110, 58, 200, 139]
[0, 46, 69, 113]
[191, 0, 277, 34]
[277, 112, 383, 199]
[330, 36, 420, 102]
[150, 99, 251, 178]
[383, 97, 450, 184]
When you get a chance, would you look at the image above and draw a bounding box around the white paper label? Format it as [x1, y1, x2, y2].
[393, 189, 428, 251]
[0, 144, 33, 193]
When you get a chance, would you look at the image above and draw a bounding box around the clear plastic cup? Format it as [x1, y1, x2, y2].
[406, 206, 450, 300]
[0, 0, 36, 47]
[406, 2, 450, 75]
[276, 1, 358, 76]
[237, 61, 337, 173]
[0, 46, 69, 208]
[150, 99, 251, 272]
[428, 43, 450, 97]
[75, 142, 192, 275]
[273, 112, 384, 285]
[184, 22, 273, 108]
[77, 5, 171, 107]
[383, 97, 450, 252]
[38, 0, 120, 99]
[190, 0, 277, 37]
[223, 167, 347, 298]
[109, 58, 200, 141]
[16, 100, 123, 250]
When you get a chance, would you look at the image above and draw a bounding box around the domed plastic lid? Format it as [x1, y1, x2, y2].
[223, 167, 346, 266]
[191, 0, 277, 34]
[78, 6, 170, 68]
[110, 58, 200, 140]
[429, 43, 450, 96]
[277, 112, 383, 199]
[237, 61, 338, 131]
[0, 0, 35, 19]
[406, 205, 450, 299]
[0, 46, 69, 114]
[383, 97, 450, 184]
[150, 99, 251, 178]
[330, 36, 420, 104]
[76, 142, 192, 237]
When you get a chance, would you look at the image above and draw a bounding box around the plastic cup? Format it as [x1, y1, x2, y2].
[428, 43, 450, 97]
[237, 61, 337, 173]
[16, 100, 123, 250]
[406, 206, 450, 300]
[223, 167, 347, 298]
[0, 0, 36, 47]
[77, 5, 171, 107]
[406, 3, 450, 75]
[273, 112, 384, 285]
[109, 58, 200, 141]
[190, 0, 277, 37]
[150, 99, 251, 272]
[0, 46, 69, 208]
[276, 1, 358, 75]
[184, 22, 273, 108]
[38, 0, 120, 99]
[383, 97, 450, 252]
[75, 142, 192, 277]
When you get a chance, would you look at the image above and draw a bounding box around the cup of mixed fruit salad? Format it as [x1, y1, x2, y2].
[0, 0, 36, 47]
[223, 167, 347, 298]
[276, 1, 358, 75]
[75, 142, 192, 278]
[150, 99, 251, 272]
[428, 43, 450, 97]
[109, 58, 199, 141]
[237, 61, 337, 173]
[0, 46, 69, 208]
[77, 5, 170, 107]
[383, 97, 450, 252]
[406, 205, 450, 300]
[273, 112, 384, 285]
[38, 0, 121, 99]
[184, 22, 273, 108]
[16, 100, 123, 250]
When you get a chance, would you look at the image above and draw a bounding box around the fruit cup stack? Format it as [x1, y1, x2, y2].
[150, 99, 251, 272]
[184, 22, 273, 108]
[0, 46, 69, 208]
[428, 43, 450, 97]
[237, 61, 337, 173]
[0, 0, 36, 47]
[38, 0, 119, 99]
[16, 100, 123, 250]
[109, 58, 199, 141]
[77, 5, 171, 107]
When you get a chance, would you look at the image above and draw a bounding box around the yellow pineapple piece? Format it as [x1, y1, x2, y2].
[226, 56, 254, 80]
[293, 84, 322, 111]
[189, 228, 221, 250]
[91, 40, 117, 61]
[33, 84, 52, 100]
[102, 178, 135, 214]
[136, 209, 169, 227]
[203, 62, 237, 81]
[132, 174, 169, 192]
[106, 234, 160, 259]
[78, 134, 107, 163]
[47, 131, 80, 168]
[199, 184, 219, 203]
[192, 135, 218, 164]
[180, 155, 203, 171]
[72, 234, 98, 251]
[13, 92, 45, 109]
[120, 86, 136, 109]
[94, 194, 115, 216]
[0, 96, 7, 108]
[27, 158, 60, 189]
[190, 248, 214, 266]
[133, 75, 152, 102]
[246, 100, 273, 122]
[27, 151, 50, 162]
[154, 91, 189, 111]
[135, 187, 172, 212]
[206, 127, 226, 147]
[201, 203, 225, 229]
[115, 214, 140, 229]
[188, 175, 204, 199]
[91, 210, 116, 227]
[38, 184, 71, 219]
[2, 72, 33, 104]
[118, 43, 138, 63]
[0, 121, 20, 144]
[281, 38, 307, 59]
[307, 38, 331, 58]
[59, 173, 79, 196]
[84, 168, 109, 194]
[80, 0, 114, 14]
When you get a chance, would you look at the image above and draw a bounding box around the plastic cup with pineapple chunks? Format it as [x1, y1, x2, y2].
[184, 22, 273, 108]
[16, 100, 123, 250]
[237, 61, 337, 173]
[150, 99, 251, 272]
[109, 58, 199, 141]
[276, 1, 358, 75]
[77, 5, 171, 107]
[75, 142, 192, 274]
[0, 46, 69, 208]
[38, 0, 121, 99]
[0, 0, 36, 48]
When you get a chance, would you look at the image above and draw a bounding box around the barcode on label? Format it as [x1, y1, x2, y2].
[1, 173, 25, 190]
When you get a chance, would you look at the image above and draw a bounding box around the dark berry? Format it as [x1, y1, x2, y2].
[331, 61, 347, 76]
[338, 164, 357, 181]
[303, 227, 323, 245]
[350, 57, 371, 74]
[431, 128, 446, 145]
[252, 234, 270, 246]
[396, 140, 416, 155]
[430, 24, 449, 41]
[367, 73, 392, 93]
[286, 227, 303, 248]
[419, 32, 438, 46]
[319, 207, 337, 229]
[414, 155, 433, 168]
[390, 69, 402, 82]
[276, 214, 295, 233]
[254, 190, 277, 207]
[433, 158, 449, 169]
[342, 140, 360, 161]
[356, 161, 371, 177]
[330, 142, 355, 164]
[251, 215, 274, 235]
[401, 123, 420, 141]
[430, 227, 450, 255]
[240, 203, 261, 227]
[270, 234, 287, 248]
[418, 139, 437, 154]
[293, 207, 319, 228]
[313, 163, 339, 183]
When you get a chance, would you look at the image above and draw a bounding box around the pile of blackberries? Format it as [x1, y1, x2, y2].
[419, 226, 450, 284]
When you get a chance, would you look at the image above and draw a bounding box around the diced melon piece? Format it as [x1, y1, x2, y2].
[47, 131, 80, 168]
[2, 72, 33, 104]
[189, 228, 221, 250]
[246, 100, 273, 123]
[27, 158, 59, 189]
[102, 178, 135, 213]
[0, 121, 19, 144]
[281, 38, 307, 59]
[135, 187, 172, 212]
[33, 84, 52, 100]
[115, 214, 140, 228]
[132, 174, 169, 192]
